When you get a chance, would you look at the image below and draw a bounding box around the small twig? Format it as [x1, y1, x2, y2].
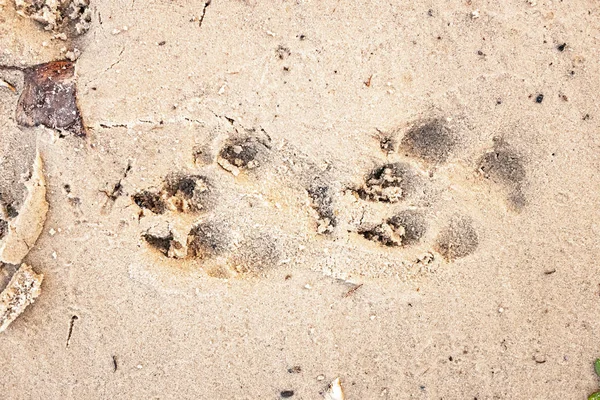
[0, 65, 25, 72]
[0, 65, 23, 93]
[198, 0, 211, 28]
[344, 283, 363, 298]
[0, 79, 16, 93]
[103, 161, 133, 201]
[112, 355, 118, 372]
[66, 315, 79, 347]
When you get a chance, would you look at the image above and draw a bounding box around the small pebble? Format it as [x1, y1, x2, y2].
[280, 390, 294, 398]
[316, 374, 325, 381]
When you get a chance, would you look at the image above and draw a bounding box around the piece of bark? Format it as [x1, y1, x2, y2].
[16, 60, 85, 136]
[0, 263, 43, 333]
[0, 151, 49, 264]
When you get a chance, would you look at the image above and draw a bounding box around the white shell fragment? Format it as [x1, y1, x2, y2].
[0, 263, 43, 333]
[0, 150, 49, 264]
[324, 377, 345, 400]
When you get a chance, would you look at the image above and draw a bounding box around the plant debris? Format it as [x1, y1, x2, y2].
[16, 61, 86, 136]
[0, 263, 43, 333]
[0, 151, 48, 265]
[344, 283, 363, 297]
[0, 79, 16, 93]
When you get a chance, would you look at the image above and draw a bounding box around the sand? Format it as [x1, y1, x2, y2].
[1, 0, 600, 398]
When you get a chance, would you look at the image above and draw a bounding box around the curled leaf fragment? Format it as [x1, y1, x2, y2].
[0, 150, 48, 265]
[0, 263, 43, 333]
[16, 60, 85, 136]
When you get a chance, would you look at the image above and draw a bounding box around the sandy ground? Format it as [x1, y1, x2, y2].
[1, 0, 600, 399]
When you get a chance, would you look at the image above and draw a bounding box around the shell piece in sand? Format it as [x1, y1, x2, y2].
[324, 378, 345, 400]
[0, 151, 48, 264]
[0, 263, 43, 333]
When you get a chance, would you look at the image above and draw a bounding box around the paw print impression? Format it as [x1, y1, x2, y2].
[476, 139, 526, 211]
[128, 116, 527, 283]
[434, 215, 479, 261]
[347, 117, 482, 269]
[400, 118, 457, 165]
[131, 134, 287, 279]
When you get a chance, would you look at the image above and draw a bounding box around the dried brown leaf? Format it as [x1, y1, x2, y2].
[16, 60, 85, 136]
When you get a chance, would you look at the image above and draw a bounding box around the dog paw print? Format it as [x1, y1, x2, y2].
[131, 133, 286, 279]
[128, 116, 527, 282]
[340, 117, 527, 266]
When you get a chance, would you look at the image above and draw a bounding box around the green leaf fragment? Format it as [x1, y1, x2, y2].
[595, 359, 600, 378]
[588, 391, 600, 400]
